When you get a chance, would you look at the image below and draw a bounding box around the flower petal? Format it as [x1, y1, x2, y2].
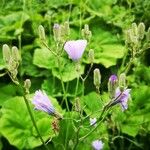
[64, 40, 87, 60]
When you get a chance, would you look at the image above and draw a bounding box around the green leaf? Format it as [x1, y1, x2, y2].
[84, 27, 125, 68]
[81, 92, 103, 115]
[0, 84, 17, 106]
[0, 95, 63, 149]
[121, 115, 143, 137]
[33, 48, 56, 70]
[53, 112, 78, 150]
[33, 48, 85, 82]
[0, 11, 29, 40]
[52, 60, 84, 82]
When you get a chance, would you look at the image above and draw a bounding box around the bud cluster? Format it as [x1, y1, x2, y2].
[53, 22, 70, 43]
[81, 24, 92, 41]
[125, 22, 149, 57]
[2, 44, 20, 82]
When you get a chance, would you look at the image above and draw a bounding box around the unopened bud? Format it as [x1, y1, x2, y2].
[146, 27, 150, 41]
[82, 24, 92, 40]
[88, 49, 94, 64]
[2, 44, 11, 63]
[138, 22, 145, 40]
[125, 30, 132, 43]
[24, 79, 31, 94]
[74, 97, 81, 112]
[93, 68, 101, 89]
[11, 69, 18, 79]
[38, 25, 46, 40]
[64, 21, 70, 36]
[12, 46, 20, 62]
[132, 23, 138, 36]
[53, 23, 61, 42]
[108, 75, 118, 99]
[119, 73, 126, 91]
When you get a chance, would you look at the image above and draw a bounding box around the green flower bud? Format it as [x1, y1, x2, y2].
[93, 68, 101, 89]
[82, 24, 92, 40]
[146, 27, 150, 42]
[12, 46, 20, 62]
[125, 30, 132, 44]
[13, 69, 18, 78]
[2, 44, 11, 64]
[88, 49, 94, 64]
[74, 97, 81, 112]
[38, 25, 46, 40]
[119, 73, 126, 91]
[24, 79, 31, 94]
[138, 22, 145, 40]
[53, 23, 61, 42]
[132, 23, 138, 36]
[64, 21, 70, 36]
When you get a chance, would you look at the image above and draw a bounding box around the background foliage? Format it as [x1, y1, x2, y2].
[0, 0, 150, 150]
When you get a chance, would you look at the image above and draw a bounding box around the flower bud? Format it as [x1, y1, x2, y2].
[138, 22, 145, 40]
[64, 21, 70, 36]
[132, 23, 138, 36]
[146, 27, 150, 42]
[38, 25, 46, 40]
[88, 49, 94, 64]
[119, 73, 126, 91]
[125, 30, 132, 44]
[53, 23, 61, 42]
[108, 75, 118, 99]
[82, 24, 92, 40]
[12, 46, 20, 62]
[2, 44, 11, 64]
[24, 79, 31, 94]
[93, 68, 101, 89]
[12, 69, 18, 79]
[74, 97, 81, 112]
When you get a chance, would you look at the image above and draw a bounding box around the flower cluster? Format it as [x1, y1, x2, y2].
[108, 74, 131, 111]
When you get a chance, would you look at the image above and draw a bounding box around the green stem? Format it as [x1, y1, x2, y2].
[75, 76, 79, 97]
[57, 57, 70, 111]
[79, 106, 108, 141]
[19, 85, 49, 150]
[124, 58, 134, 74]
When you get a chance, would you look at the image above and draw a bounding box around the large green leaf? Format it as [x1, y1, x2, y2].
[33, 48, 85, 82]
[0, 95, 63, 149]
[84, 27, 125, 68]
[81, 92, 104, 116]
[0, 11, 29, 40]
[0, 84, 17, 106]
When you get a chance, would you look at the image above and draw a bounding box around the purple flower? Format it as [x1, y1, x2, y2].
[108, 75, 118, 99]
[92, 140, 104, 150]
[32, 90, 55, 115]
[90, 118, 97, 126]
[64, 39, 87, 61]
[109, 75, 118, 83]
[115, 88, 131, 111]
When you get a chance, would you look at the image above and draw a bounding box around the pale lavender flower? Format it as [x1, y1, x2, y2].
[64, 39, 87, 61]
[90, 118, 97, 126]
[32, 90, 55, 115]
[115, 88, 131, 111]
[92, 140, 104, 150]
